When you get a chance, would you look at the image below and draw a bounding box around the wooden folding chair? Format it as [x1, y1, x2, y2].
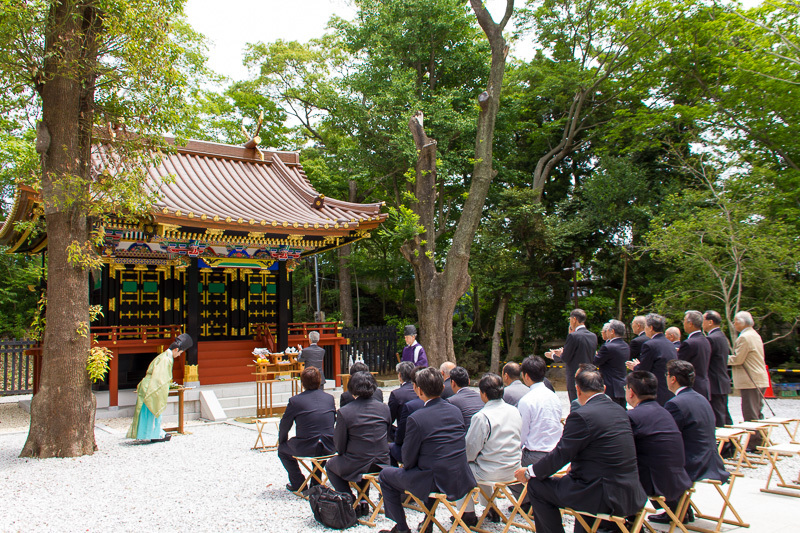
[762, 417, 800, 444]
[471, 480, 535, 533]
[715, 427, 753, 472]
[726, 422, 774, 465]
[291, 454, 336, 498]
[685, 475, 749, 533]
[405, 488, 481, 533]
[251, 419, 279, 451]
[758, 443, 800, 498]
[642, 488, 694, 533]
[350, 472, 384, 527]
[565, 506, 646, 533]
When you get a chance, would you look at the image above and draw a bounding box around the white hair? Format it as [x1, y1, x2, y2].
[734, 311, 754, 327]
[309, 331, 320, 343]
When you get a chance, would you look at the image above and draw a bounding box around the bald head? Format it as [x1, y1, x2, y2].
[502, 362, 521, 385]
[665, 327, 681, 343]
[440, 361, 456, 379]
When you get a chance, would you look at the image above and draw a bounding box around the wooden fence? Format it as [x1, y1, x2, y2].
[340, 325, 398, 375]
[1, 339, 38, 396]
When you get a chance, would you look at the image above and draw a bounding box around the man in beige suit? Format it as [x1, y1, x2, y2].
[730, 311, 769, 450]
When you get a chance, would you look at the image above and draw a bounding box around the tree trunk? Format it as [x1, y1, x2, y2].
[21, 1, 100, 458]
[338, 246, 353, 326]
[509, 312, 524, 360]
[618, 250, 628, 321]
[398, 2, 513, 370]
[490, 294, 510, 373]
[337, 180, 357, 326]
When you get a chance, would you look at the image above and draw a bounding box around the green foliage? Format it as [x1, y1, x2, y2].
[86, 346, 113, 383]
[644, 152, 800, 329]
[379, 206, 424, 246]
[0, 251, 42, 338]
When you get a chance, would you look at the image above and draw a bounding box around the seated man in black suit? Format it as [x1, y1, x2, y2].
[593, 319, 629, 407]
[277, 366, 336, 492]
[625, 371, 693, 522]
[378, 367, 477, 533]
[339, 361, 384, 407]
[447, 366, 485, 429]
[327, 371, 391, 516]
[298, 330, 326, 388]
[390, 369, 424, 465]
[440, 361, 456, 399]
[388, 361, 418, 431]
[516, 365, 646, 533]
[663, 359, 729, 485]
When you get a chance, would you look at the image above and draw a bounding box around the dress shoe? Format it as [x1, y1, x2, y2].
[285, 483, 301, 492]
[648, 512, 672, 524]
[448, 511, 478, 527]
[379, 526, 410, 533]
[486, 508, 501, 523]
[417, 519, 434, 533]
[356, 500, 370, 518]
[649, 508, 694, 525]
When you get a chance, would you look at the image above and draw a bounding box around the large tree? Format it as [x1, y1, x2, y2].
[0, 0, 204, 458]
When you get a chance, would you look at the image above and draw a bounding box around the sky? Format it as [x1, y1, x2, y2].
[184, 0, 513, 80]
[186, 0, 762, 81]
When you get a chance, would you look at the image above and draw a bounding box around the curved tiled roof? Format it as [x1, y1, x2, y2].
[1, 138, 387, 253]
[150, 139, 385, 235]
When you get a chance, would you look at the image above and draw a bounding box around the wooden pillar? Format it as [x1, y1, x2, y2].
[109, 348, 119, 408]
[185, 258, 200, 377]
[277, 261, 290, 352]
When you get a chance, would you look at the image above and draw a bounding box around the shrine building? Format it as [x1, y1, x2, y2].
[0, 137, 386, 408]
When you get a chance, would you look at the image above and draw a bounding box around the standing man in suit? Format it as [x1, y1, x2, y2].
[439, 361, 456, 399]
[703, 310, 733, 427]
[401, 325, 428, 368]
[448, 366, 485, 429]
[730, 311, 770, 449]
[327, 371, 391, 515]
[678, 310, 712, 400]
[546, 309, 598, 403]
[625, 371, 693, 523]
[630, 315, 648, 360]
[278, 366, 336, 492]
[664, 360, 729, 482]
[593, 319, 629, 408]
[516, 366, 646, 533]
[379, 367, 476, 533]
[627, 313, 676, 405]
[388, 362, 418, 432]
[298, 331, 326, 388]
[666, 327, 682, 350]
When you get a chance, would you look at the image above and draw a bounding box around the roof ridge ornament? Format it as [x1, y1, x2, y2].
[241, 111, 265, 161]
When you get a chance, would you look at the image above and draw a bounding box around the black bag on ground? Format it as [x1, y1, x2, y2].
[306, 485, 357, 529]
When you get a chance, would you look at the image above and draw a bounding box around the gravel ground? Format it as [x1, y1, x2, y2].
[0, 390, 798, 533]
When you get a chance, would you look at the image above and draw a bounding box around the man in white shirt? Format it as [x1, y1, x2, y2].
[518, 356, 563, 465]
[512, 355, 563, 508]
[455, 373, 522, 526]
